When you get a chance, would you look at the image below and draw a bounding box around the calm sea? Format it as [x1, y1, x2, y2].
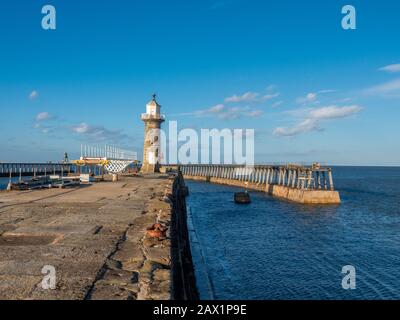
[186, 166, 400, 300]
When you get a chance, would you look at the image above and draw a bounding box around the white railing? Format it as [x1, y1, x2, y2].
[80, 144, 137, 161]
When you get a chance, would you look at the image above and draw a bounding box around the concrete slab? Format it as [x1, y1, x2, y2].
[0, 174, 173, 300]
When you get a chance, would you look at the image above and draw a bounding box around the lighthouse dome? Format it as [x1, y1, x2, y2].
[146, 94, 161, 116]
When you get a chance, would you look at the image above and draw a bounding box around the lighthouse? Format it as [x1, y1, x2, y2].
[141, 94, 165, 173]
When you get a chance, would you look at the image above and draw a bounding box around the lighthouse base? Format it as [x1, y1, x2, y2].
[141, 163, 161, 174]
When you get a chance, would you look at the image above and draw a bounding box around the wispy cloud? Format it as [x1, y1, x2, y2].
[261, 92, 280, 101]
[196, 104, 225, 115]
[225, 91, 280, 104]
[365, 78, 400, 97]
[248, 110, 263, 117]
[35, 112, 52, 121]
[225, 92, 259, 103]
[33, 112, 55, 134]
[274, 105, 362, 137]
[309, 105, 362, 120]
[33, 123, 53, 134]
[318, 89, 337, 94]
[379, 64, 400, 73]
[70, 123, 129, 142]
[296, 90, 336, 105]
[296, 92, 318, 104]
[196, 104, 263, 120]
[266, 84, 278, 92]
[271, 101, 283, 108]
[29, 90, 38, 100]
[274, 119, 321, 137]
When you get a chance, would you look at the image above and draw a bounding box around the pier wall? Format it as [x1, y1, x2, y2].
[0, 172, 197, 300]
[183, 175, 341, 204]
[170, 172, 199, 300]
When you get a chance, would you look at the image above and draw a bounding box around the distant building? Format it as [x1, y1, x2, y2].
[141, 94, 165, 173]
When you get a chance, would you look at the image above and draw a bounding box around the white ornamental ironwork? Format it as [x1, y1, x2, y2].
[77, 144, 138, 174]
[104, 160, 134, 174]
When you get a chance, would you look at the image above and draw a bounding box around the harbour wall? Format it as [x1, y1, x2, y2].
[0, 172, 198, 300]
[170, 172, 199, 300]
[183, 175, 341, 205]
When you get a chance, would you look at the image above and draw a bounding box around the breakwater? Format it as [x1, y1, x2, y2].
[176, 165, 340, 204]
[170, 172, 199, 300]
[0, 172, 197, 300]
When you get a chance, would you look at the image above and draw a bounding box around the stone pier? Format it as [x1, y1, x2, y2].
[175, 164, 341, 205]
[0, 173, 196, 300]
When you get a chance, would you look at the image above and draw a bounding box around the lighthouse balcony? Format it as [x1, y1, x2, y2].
[141, 113, 166, 121]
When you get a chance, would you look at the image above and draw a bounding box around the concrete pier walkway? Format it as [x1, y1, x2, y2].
[0, 174, 174, 300]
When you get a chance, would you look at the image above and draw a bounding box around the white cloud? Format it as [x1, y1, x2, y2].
[225, 92, 259, 103]
[29, 90, 38, 100]
[296, 92, 318, 104]
[379, 64, 400, 73]
[273, 105, 362, 137]
[196, 104, 225, 116]
[318, 89, 337, 94]
[309, 105, 362, 120]
[72, 123, 90, 134]
[365, 78, 400, 96]
[271, 101, 283, 108]
[196, 104, 263, 120]
[248, 110, 263, 117]
[33, 122, 53, 134]
[295, 90, 336, 105]
[71, 123, 129, 142]
[261, 92, 280, 101]
[208, 104, 225, 113]
[219, 107, 244, 120]
[274, 119, 320, 137]
[35, 112, 52, 121]
[266, 84, 278, 92]
[225, 90, 280, 103]
[337, 97, 352, 103]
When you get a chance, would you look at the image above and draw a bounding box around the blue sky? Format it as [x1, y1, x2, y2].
[0, 0, 399, 165]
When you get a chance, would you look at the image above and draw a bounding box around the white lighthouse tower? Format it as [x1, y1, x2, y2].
[141, 94, 165, 173]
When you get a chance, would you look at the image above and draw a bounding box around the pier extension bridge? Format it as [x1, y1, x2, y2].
[172, 163, 341, 204]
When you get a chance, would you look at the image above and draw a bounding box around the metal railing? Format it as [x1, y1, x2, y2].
[173, 164, 336, 191]
[80, 144, 137, 161]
